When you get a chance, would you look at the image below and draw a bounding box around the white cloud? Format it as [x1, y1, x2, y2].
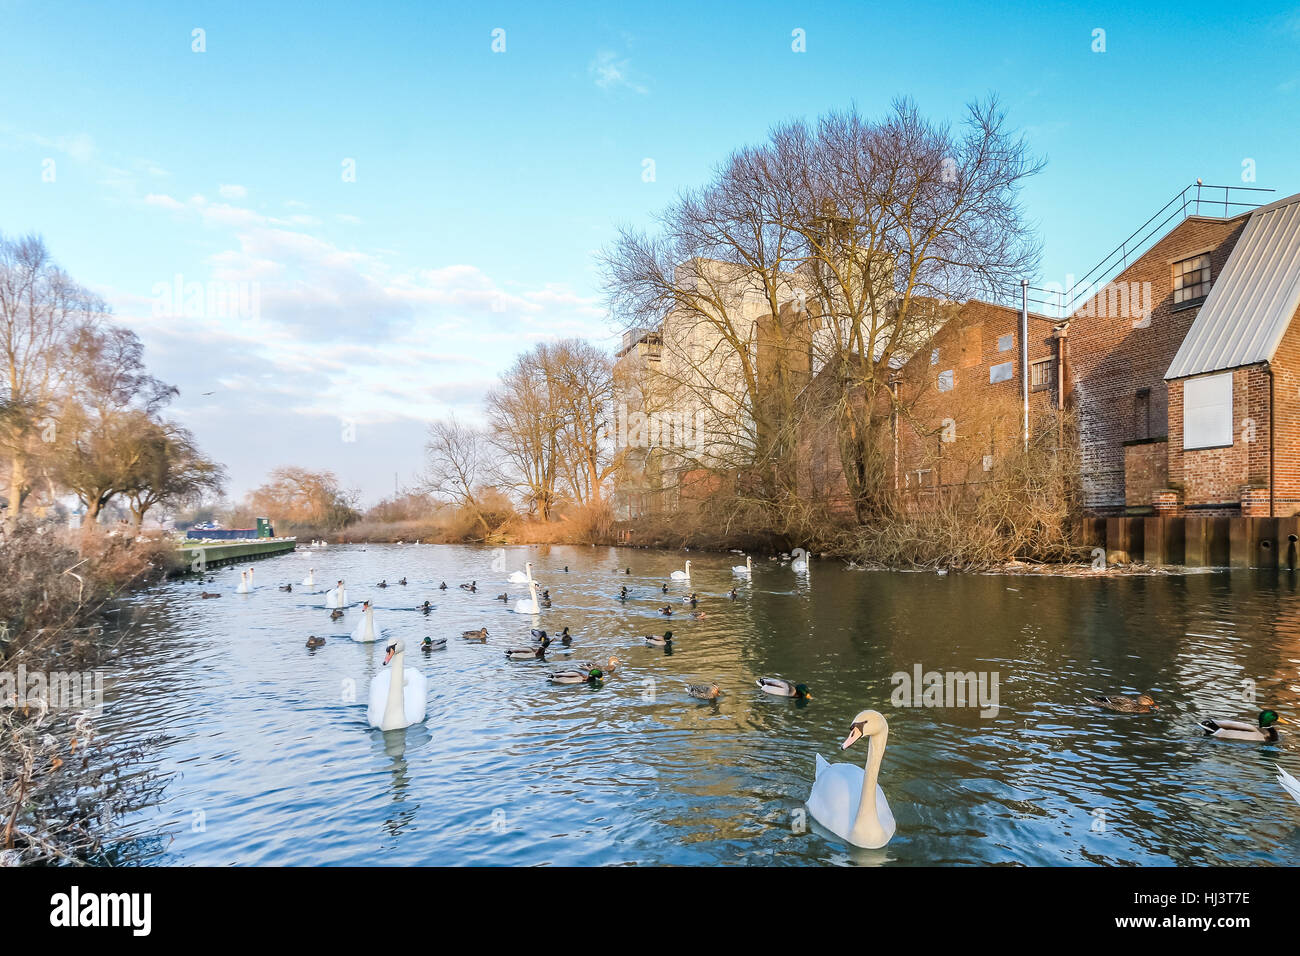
[218, 183, 248, 200]
[589, 51, 648, 95]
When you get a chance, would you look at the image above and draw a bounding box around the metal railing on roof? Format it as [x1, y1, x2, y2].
[994, 182, 1275, 318]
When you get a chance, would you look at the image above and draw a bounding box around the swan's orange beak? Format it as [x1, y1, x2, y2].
[383, 647, 395, 665]
[841, 724, 863, 750]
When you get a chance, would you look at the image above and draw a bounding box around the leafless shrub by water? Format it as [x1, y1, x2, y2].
[0, 520, 174, 864]
[851, 419, 1086, 569]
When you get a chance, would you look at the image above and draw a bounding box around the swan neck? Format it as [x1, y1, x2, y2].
[856, 727, 887, 831]
[383, 650, 405, 726]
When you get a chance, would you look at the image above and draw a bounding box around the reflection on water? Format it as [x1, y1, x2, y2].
[101, 545, 1300, 865]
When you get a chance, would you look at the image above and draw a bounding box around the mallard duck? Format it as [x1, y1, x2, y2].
[420, 601, 432, 613]
[377, 580, 388, 588]
[1087, 693, 1159, 714]
[398, 577, 407, 586]
[329, 608, 344, 620]
[306, 635, 326, 649]
[557, 626, 572, 647]
[506, 636, 551, 660]
[682, 592, 697, 605]
[421, 636, 447, 652]
[658, 605, 673, 616]
[687, 682, 722, 701]
[548, 665, 604, 684]
[625, 567, 631, 575]
[690, 611, 706, 620]
[461, 627, 488, 642]
[661, 583, 669, 594]
[279, 583, 293, 592]
[200, 591, 221, 599]
[459, 581, 476, 591]
[496, 593, 509, 602]
[728, 587, 738, 600]
[644, 631, 673, 647]
[1198, 710, 1290, 742]
[618, 586, 628, 601]
[439, 581, 448, 590]
[1278, 765, 1300, 806]
[757, 678, 811, 700]
[530, 628, 548, 642]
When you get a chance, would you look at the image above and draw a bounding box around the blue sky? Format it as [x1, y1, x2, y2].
[3, 0, 1299, 504]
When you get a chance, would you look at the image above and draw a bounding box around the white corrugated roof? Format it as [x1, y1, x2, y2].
[1165, 192, 1300, 380]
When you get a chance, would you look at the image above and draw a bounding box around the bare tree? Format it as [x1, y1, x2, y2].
[0, 234, 104, 528]
[791, 97, 1042, 519]
[122, 421, 226, 528]
[485, 348, 564, 519]
[422, 416, 495, 535]
[603, 97, 1041, 524]
[247, 466, 359, 530]
[51, 324, 180, 523]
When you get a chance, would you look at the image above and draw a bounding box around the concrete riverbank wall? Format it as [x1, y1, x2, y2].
[177, 537, 297, 570]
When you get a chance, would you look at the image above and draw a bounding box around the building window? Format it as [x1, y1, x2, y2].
[1030, 357, 1055, 392]
[997, 333, 1014, 352]
[990, 361, 1014, 384]
[931, 348, 940, 365]
[1183, 372, 1232, 449]
[938, 369, 954, 392]
[1173, 253, 1211, 307]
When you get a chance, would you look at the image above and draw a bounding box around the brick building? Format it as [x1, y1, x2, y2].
[1164, 191, 1300, 516]
[799, 184, 1300, 519]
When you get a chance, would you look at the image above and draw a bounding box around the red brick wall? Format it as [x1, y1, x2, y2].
[1167, 368, 1260, 512]
[1268, 303, 1300, 514]
[893, 300, 1058, 493]
[1123, 440, 1168, 509]
[1167, 302, 1300, 517]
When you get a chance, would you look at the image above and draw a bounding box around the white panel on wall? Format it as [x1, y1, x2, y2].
[1183, 371, 1233, 450]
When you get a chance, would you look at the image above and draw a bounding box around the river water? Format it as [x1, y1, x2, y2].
[101, 543, 1300, 866]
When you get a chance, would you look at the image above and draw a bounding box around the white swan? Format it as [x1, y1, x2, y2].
[367, 639, 428, 730]
[350, 601, 381, 643]
[1279, 765, 1300, 806]
[236, 570, 250, 593]
[302, 568, 315, 587]
[324, 580, 347, 609]
[732, 555, 752, 577]
[508, 561, 534, 585]
[791, 548, 809, 574]
[807, 709, 896, 849]
[513, 580, 541, 615]
[670, 560, 691, 581]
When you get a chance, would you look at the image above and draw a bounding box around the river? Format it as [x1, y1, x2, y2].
[100, 543, 1300, 865]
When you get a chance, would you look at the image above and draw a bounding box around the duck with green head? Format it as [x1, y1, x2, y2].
[757, 677, 812, 700]
[1199, 709, 1290, 742]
